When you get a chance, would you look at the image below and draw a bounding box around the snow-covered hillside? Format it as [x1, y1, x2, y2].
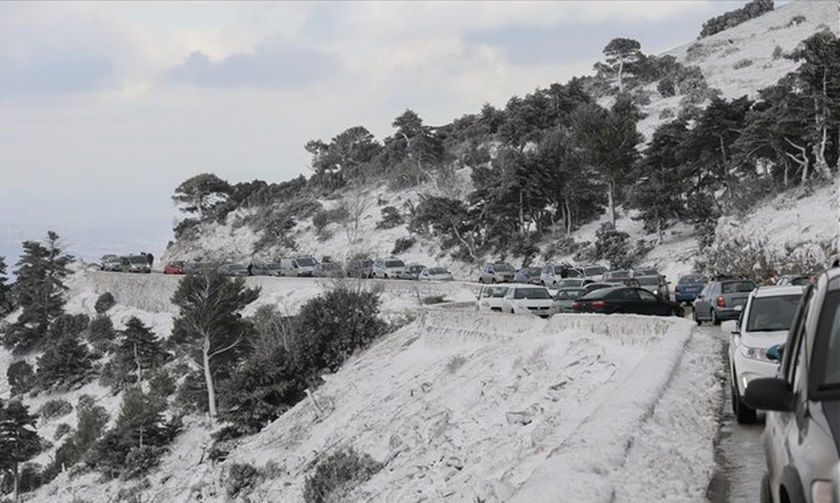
[163, 1, 839, 283]
[23, 309, 720, 503]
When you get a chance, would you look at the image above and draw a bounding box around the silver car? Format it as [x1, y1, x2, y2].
[693, 279, 756, 325]
[744, 267, 840, 503]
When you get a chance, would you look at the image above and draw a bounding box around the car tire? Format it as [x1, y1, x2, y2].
[478, 277, 484, 284]
[760, 472, 772, 503]
[693, 309, 702, 325]
[732, 376, 757, 424]
[711, 309, 721, 326]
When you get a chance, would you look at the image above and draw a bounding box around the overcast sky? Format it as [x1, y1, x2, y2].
[0, 0, 757, 266]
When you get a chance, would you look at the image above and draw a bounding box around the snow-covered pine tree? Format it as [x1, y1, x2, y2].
[0, 400, 42, 503]
[4, 232, 74, 353]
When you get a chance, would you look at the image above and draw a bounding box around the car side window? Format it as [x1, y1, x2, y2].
[637, 290, 657, 302]
[784, 288, 813, 383]
[791, 333, 807, 395]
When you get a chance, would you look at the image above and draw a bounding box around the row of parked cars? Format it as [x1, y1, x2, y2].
[716, 259, 840, 503]
[161, 256, 455, 282]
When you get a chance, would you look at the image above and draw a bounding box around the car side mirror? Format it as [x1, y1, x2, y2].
[744, 377, 794, 412]
[766, 344, 783, 361]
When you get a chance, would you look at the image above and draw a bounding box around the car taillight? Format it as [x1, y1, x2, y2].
[716, 296, 726, 308]
[572, 301, 581, 309]
[591, 301, 606, 307]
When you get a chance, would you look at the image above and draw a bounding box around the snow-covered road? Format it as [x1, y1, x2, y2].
[703, 322, 766, 503]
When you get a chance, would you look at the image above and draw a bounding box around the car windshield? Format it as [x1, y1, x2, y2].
[428, 268, 447, 274]
[513, 287, 551, 299]
[584, 266, 606, 275]
[494, 264, 514, 273]
[638, 277, 659, 286]
[483, 286, 508, 298]
[746, 294, 802, 332]
[295, 258, 316, 266]
[129, 256, 147, 264]
[722, 281, 756, 293]
[556, 289, 583, 300]
[386, 260, 405, 268]
[679, 275, 705, 284]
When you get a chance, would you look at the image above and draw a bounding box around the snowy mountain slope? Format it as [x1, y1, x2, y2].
[665, 0, 838, 101]
[28, 312, 716, 503]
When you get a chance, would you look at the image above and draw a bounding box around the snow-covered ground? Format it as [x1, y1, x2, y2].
[26, 309, 719, 503]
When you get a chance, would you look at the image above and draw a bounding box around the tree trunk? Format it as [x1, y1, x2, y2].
[607, 179, 616, 226]
[518, 191, 525, 236]
[656, 213, 663, 245]
[564, 196, 572, 235]
[134, 343, 142, 383]
[617, 60, 624, 93]
[14, 462, 19, 503]
[202, 334, 217, 418]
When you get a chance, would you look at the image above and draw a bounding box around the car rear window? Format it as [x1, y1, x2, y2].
[296, 258, 316, 266]
[584, 266, 606, 276]
[129, 256, 147, 264]
[722, 281, 756, 293]
[513, 287, 551, 299]
[555, 289, 583, 300]
[746, 294, 802, 332]
[638, 277, 659, 286]
[524, 267, 541, 275]
[386, 260, 405, 268]
[494, 264, 514, 272]
[679, 275, 706, 284]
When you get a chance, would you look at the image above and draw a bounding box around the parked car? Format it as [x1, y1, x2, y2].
[278, 256, 319, 277]
[399, 264, 426, 280]
[581, 265, 608, 282]
[573, 287, 683, 316]
[514, 267, 543, 284]
[499, 285, 558, 318]
[163, 261, 186, 275]
[634, 268, 660, 277]
[477, 284, 513, 313]
[120, 255, 151, 273]
[219, 263, 249, 277]
[479, 263, 516, 284]
[540, 264, 582, 287]
[743, 267, 840, 503]
[603, 269, 634, 281]
[729, 285, 804, 424]
[581, 282, 625, 295]
[346, 258, 374, 279]
[100, 254, 121, 272]
[373, 257, 406, 279]
[184, 262, 216, 273]
[314, 262, 343, 278]
[674, 274, 708, 304]
[636, 275, 671, 301]
[554, 287, 585, 313]
[693, 279, 757, 325]
[419, 266, 453, 281]
[775, 274, 812, 286]
[249, 262, 283, 276]
[555, 278, 589, 289]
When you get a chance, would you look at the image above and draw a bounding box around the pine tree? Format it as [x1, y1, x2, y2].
[602, 38, 643, 92]
[171, 270, 259, 418]
[35, 314, 92, 389]
[0, 257, 11, 316]
[113, 317, 169, 385]
[0, 400, 42, 503]
[4, 232, 74, 353]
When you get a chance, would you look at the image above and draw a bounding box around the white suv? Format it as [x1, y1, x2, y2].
[728, 285, 804, 423]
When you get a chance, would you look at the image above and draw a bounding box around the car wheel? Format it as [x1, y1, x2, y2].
[693, 309, 702, 325]
[478, 277, 484, 284]
[760, 472, 772, 503]
[733, 376, 757, 424]
[491, 278, 497, 284]
[711, 309, 721, 326]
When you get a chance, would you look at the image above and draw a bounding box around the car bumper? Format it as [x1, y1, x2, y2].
[675, 292, 700, 303]
[732, 352, 778, 395]
[714, 307, 743, 321]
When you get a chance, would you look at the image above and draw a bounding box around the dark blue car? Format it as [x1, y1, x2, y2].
[674, 274, 708, 304]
